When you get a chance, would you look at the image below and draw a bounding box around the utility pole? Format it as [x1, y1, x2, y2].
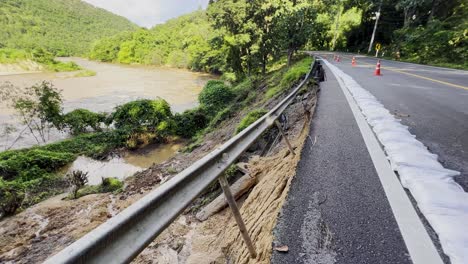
[331, 4, 343, 51]
[367, 0, 382, 53]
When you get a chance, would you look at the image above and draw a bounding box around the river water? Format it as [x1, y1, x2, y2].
[0, 58, 212, 183]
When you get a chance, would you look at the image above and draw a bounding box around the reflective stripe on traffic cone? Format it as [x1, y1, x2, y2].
[374, 59, 382, 76]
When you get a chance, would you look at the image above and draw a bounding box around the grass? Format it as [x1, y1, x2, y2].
[0, 48, 30, 64]
[46, 61, 82, 72]
[0, 48, 82, 72]
[74, 69, 97, 77]
[0, 130, 128, 214]
[265, 57, 313, 99]
[235, 109, 268, 134]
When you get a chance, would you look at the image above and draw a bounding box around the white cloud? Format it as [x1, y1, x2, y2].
[83, 0, 209, 28]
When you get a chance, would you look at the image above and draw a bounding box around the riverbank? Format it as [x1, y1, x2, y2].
[0, 60, 44, 75]
[0, 56, 316, 263]
[0, 57, 212, 150]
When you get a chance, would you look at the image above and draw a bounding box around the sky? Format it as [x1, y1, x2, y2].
[82, 0, 210, 28]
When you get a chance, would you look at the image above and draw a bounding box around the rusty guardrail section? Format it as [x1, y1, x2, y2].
[45, 57, 320, 264]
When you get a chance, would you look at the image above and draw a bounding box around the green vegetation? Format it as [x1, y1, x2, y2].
[74, 70, 97, 78]
[198, 80, 235, 112]
[0, 53, 312, 215]
[308, 0, 467, 69]
[0, 0, 138, 56]
[236, 109, 268, 134]
[63, 109, 105, 135]
[0, 48, 30, 64]
[173, 108, 210, 138]
[0, 47, 82, 72]
[110, 99, 174, 149]
[72, 177, 123, 199]
[90, 0, 465, 71]
[90, 11, 224, 72]
[266, 57, 313, 99]
[90, 0, 319, 75]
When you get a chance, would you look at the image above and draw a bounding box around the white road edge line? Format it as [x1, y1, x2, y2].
[321, 59, 444, 264]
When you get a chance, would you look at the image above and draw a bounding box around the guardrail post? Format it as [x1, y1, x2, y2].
[218, 174, 257, 258]
[275, 120, 296, 156]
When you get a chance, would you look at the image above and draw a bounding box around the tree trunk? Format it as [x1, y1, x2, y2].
[196, 172, 256, 221]
[287, 48, 294, 67]
[428, 0, 439, 21]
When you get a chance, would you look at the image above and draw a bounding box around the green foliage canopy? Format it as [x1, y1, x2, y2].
[0, 0, 138, 56]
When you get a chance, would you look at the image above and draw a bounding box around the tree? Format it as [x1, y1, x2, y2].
[275, 0, 317, 66]
[0, 82, 63, 145]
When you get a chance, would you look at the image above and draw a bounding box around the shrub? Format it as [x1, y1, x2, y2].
[72, 177, 123, 199]
[0, 149, 75, 181]
[101, 177, 123, 193]
[1, 81, 64, 144]
[0, 179, 25, 216]
[110, 99, 173, 135]
[41, 131, 127, 158]
[47, 61, 81, 72]
[173, 107, 209, 138]
[235, 109, 268, 134]
[198, 80, 235, 113]
[67, 170, 89, 199]
[63, 109, 106, 135]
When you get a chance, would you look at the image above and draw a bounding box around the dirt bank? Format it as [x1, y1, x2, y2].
[0, 60, 43, 75]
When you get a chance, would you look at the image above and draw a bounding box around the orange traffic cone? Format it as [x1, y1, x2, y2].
[336, 55, 341, 62]
[374, 60, 382, 76]
[352, 56, 357, 66]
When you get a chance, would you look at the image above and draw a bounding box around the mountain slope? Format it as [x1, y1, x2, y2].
[0, 0, 139, 56]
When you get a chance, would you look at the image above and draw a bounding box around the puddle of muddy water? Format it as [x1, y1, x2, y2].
[123, 142, 183, 168]
[65, 156, 143, 186]
[63, 142, 182, 185]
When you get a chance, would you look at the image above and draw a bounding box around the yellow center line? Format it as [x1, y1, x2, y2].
[332, 54, 468, 91]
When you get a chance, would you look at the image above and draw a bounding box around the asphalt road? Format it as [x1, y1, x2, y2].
[272, 54, 467, 263]
[272, 63, 411, 264]
[324, 53, 468, 191]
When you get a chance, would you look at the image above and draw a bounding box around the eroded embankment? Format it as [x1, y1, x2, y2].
[133, 86, 317, 264]
[0, 60, 44, 75]
[0, 67, 317, 263]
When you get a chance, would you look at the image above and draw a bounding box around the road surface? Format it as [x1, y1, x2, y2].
[272, 53, 467, 264]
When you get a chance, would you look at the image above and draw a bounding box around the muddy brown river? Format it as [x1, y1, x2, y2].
[0, 58, 213, 182]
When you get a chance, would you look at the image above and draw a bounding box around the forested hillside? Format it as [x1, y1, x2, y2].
[0, 0, 138, 56]
[91, 0, 467, 72]
[90, 11, 225, 73]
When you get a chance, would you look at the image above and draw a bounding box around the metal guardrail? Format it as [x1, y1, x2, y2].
[45, 57, 319, 264]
